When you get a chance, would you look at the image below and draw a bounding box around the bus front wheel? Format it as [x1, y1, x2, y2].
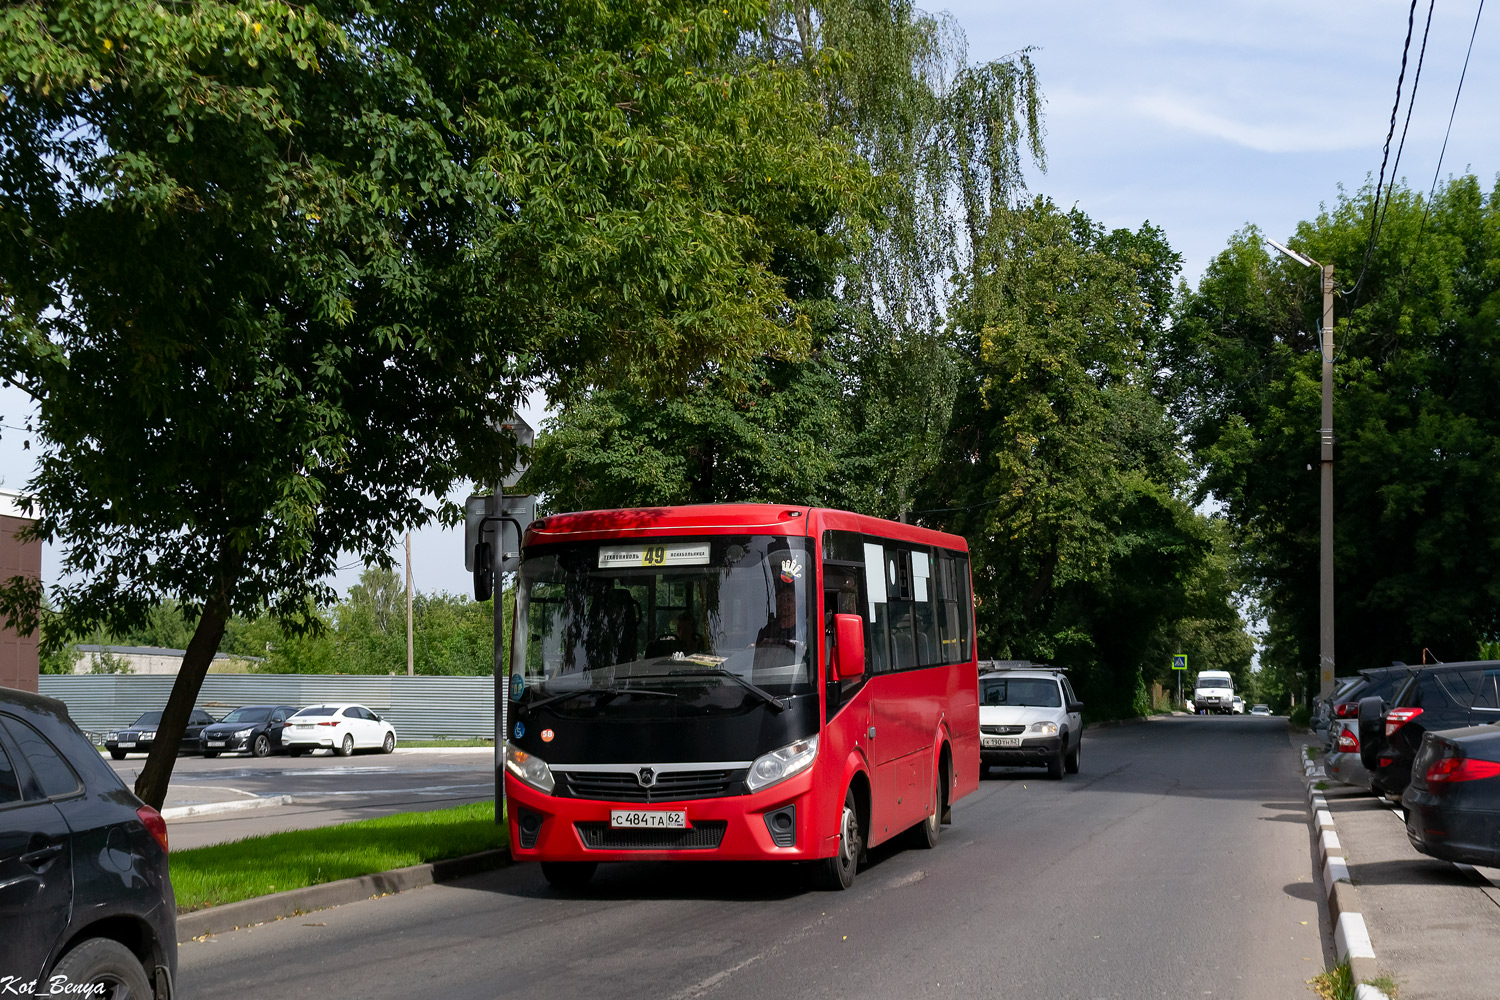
[812, 788, 861, 890]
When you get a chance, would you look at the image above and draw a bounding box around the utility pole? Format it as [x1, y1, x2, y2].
[1318, 263, 1336, 703]
[405, 532, 414, 677]
[1267, 239, 1337, 702]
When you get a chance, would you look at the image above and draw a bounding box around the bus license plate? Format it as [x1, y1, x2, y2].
[610, 810, 687, 829]
[982, 737, 1021, 748]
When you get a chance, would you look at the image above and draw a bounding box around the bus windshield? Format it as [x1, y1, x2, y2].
[1197, 677, 1232, 690]
[512, 535, 814, 719]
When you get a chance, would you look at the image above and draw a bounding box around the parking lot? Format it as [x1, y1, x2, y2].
[106, 747, 496, 849]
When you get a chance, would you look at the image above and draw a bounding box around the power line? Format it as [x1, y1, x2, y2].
[1349, 0, 1421, 305]
[1396, 0, 1486, 307]
[1419, 0, 1485, 229]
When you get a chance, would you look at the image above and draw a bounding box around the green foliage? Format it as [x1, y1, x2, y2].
[919, 198, 1250, 713]
[1169, 176, 1500, 699]
[88, 649, 133, 674]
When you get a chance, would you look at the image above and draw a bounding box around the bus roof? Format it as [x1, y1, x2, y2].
[524, 504, 969, 551]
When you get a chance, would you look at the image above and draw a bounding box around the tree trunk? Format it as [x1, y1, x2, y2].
[134, 563, 239, 809]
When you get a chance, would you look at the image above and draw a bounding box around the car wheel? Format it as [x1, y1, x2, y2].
[203, 751, 219, 759]
[337, 734, 355, 757]
[251, 734, 271, 758]
[978, 763, 991, 779]
[911, 767, 944, 849]
[110, 750, 126, 761]
[1046, 741, 1065, 780]
[541, 861, 597, 889]
[382, 732, 396, 754]
[1065, 735, 1081, 775]
[812, 788, 862, 890]
[288, 748, 304, 758]
[48, 938, 153, 999]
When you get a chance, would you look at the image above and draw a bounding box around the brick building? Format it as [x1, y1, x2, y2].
[0, 489, 41, 692]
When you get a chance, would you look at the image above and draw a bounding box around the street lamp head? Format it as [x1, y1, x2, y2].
[1265, 238, 1319, 269]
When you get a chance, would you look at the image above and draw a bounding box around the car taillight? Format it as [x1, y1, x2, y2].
[317, 721, 341, 727]
[1384, 706, 1423, 737]
[1334, 702, 1359, 718]
[1337, 729, 1359, 752]
[1425, 757, 1500, 784]
[136, 805, 169, 853]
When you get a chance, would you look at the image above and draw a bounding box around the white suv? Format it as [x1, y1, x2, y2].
[977, 666, 1083, 780]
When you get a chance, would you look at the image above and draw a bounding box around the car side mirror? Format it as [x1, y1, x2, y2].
[833, 614, 865, 681]
[1068, 701, 1084, 713]
[473, 541, 494, 602]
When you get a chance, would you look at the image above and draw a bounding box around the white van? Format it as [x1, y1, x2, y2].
[1193, 670, 1235, 715]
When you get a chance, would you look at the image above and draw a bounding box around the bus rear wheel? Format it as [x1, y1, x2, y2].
[812, 788, 861, 890]
[541, 861, 597, 889]
[912, 767, 944, 849]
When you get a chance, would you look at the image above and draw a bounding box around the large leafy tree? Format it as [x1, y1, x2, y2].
[528, 0, 1045, 518]
[1168, 176, 1500, 700]
[921, 198, 1250, 712]
[0, 0, 868, 806]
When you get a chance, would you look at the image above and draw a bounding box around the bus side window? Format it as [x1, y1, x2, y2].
[937, 551, 972, 663]
[862, 542, 891, 675]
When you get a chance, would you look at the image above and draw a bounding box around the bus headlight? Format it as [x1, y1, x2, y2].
[746, 735, 819, 793]
[1028, 721, 1058, 735]
[504, 743, 555, 794]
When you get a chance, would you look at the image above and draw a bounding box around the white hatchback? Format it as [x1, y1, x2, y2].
[282, 703, 397, 757]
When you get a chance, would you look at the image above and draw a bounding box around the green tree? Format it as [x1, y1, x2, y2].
[921, 198, 1247, 714]
[1168, 176, 1500, 700]
[0, 0, 868, 806]
[529, 0, 1045, 517]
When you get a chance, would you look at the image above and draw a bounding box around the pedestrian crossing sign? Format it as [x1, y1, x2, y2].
[1172, 654, 1187, 670]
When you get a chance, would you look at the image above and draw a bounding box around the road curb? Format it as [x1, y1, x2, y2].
[1303, 749, 1393, 998]
[162, 795, 293, 820]
[176, 848, 513, 942]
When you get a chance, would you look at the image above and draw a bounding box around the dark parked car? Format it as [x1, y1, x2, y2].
[1402, 722, 1500, 866]
[1359, 660, 1500, 797]
[104, 708, 216, 759]
[200, 704, 297, 758]
[1326, 665, 1417, 792]
[0, 687, 177, 996]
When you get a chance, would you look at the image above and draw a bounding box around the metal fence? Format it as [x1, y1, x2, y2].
[38, 674, 495, 741]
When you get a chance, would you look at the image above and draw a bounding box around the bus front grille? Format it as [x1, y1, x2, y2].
[575, 821, 728, 850]
[557, 769, 746, 803]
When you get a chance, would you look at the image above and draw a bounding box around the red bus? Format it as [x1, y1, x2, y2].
[503, 504, 979, 889]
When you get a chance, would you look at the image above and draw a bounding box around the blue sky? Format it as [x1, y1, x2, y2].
[3, 0, 1495, 601]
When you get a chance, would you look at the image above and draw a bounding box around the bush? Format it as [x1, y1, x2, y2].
[1289, 703, 1311, 728]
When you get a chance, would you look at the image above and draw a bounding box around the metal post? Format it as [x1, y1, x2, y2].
[405, 532, 414, 677]
[491, 486, 506, 825]
[1319, 264, 1336, 702]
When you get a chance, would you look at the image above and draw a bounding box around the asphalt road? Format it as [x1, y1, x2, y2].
[180, 716, 1326, 1000]
[107, 749, 495, 850]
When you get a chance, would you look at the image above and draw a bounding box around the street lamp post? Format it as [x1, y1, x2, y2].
[1267, 239, 1336, 702]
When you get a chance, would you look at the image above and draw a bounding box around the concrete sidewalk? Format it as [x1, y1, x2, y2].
[1320, 777, 1500, 999]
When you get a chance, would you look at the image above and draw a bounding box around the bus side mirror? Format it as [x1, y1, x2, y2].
[834, 614, 865, 681]
[473, 541, 494, 602]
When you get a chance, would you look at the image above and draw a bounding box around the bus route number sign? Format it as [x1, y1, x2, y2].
[1172, 654, 1187, 671]
[598, 544, 711, 568]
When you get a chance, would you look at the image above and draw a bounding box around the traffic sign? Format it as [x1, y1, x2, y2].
[1172, 654, 1187, 670]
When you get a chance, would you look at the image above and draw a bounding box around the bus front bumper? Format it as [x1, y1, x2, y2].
[505, 769, 829, 863]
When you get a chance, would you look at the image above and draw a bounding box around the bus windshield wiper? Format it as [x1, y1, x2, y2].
[526, 686, 679, 712]
[657, 669, 787, 713]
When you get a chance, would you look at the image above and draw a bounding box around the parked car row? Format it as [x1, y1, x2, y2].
[1321, 659, 1500, 867]
[104, 703, 398, 759]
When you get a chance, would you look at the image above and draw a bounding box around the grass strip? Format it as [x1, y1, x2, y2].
[171, 801, 508, 912]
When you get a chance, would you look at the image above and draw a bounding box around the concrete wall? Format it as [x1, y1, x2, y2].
[0, 505, 41, 693]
